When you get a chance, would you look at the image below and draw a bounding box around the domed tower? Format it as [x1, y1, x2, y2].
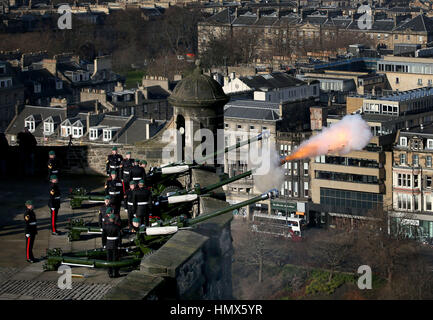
[168, 64, 229, 165]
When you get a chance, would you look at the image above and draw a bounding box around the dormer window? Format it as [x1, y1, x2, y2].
[72, 120, 84, 138]
[90, 128, 98, 140]
[24, 116, 35, 133]
[89, 126, 106, 141]
[55, 79, 63, 90]
[34, 82, 41, 93]
[399, 137, 407, 147]
[103, 130, 112, 141]
[103, 127, 120, 142]
[427, 139, 433, 149]
[43, 118, 54, 135]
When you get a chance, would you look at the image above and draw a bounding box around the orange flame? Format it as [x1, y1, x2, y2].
[280, 128, 350, 164]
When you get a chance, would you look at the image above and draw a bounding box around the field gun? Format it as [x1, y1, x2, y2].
[44, 188, 279, 271]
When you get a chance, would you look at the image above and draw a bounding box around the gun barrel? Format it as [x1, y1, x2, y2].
[187, 188, 279, 226]
[161, 131, 270, 168]
[197, 130, 270, 164]
[198, 169, 253, 195]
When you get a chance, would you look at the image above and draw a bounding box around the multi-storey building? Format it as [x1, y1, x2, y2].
[377, 56, 433, 91]
[199, 8, 433, 64]
[391, 124, 433, 240]
[310, 128, 395, 229]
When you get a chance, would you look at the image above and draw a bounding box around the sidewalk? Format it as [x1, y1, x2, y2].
[0, 174, 127, 300]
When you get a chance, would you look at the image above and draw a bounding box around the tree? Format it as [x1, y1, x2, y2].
[309, 230, 354, 282]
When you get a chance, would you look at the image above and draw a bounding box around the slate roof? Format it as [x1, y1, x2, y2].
[232, 15, 258, 26]
[6, 105, 67, 136]
[239, 72, 306, 91]
[115, 118, 166, 145]
[203, 10, 433, 34]
[394, 14, 433, 32]
[224, 105, 280, 121]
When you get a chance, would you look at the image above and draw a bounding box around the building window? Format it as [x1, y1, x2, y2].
[396, 77, 399, 84]
[61, 125, 71, 137]
[103, 130, 112, 142]
[400, 154, 406, 165]
[304, 182, 309, 197]
[72, 127, 83, 138]
[427, 156, 432, 168]
[250, 126, 255, 130]
[293, 162, 298, 175]
[224, 123, 228, 128]
[303, 162, 309, 176]
[427, 139, 433, 149]
[399, 137, 407, 146]
[413, 154, 419, 167]
[397, 173, 411, 187]
[34, 83, 41, 93]
[426, 194, 432, 211]
[89, 129, 98, 140]
[427, 176, 432, 189]
[418, 79, 423, 85]
[293, 181, 298, 197]
[24, 119, 35, 132]
[237, 125, 242, 129]
[43, 122, 54, 135]
[414, 174, 419, 188]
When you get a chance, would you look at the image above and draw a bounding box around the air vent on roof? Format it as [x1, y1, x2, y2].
[262, 74, 273, 80]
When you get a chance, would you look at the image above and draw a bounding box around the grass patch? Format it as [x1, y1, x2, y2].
[122, 70, 146, 89]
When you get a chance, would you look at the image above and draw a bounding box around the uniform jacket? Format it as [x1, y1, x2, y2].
[106, 154, 123, 174]
[48, 183, 61, 209]
[104, 178, 124, 201]
[47, 158, 60, 175]
[132, 187, 152, 218]
[24, 208, 37, 235]
[121, 158, 135, 181]
[103, 221, 121, 250]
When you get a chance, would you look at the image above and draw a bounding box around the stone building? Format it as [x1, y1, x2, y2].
[198, 8, 433, 64]
[0, 60, 24, 132]
[391, 124, 433, 240]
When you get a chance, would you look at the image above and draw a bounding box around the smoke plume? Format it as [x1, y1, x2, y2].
[283, 114, 372, 162]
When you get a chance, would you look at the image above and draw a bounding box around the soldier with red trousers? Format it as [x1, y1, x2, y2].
[24, 200, 37, 263]
[48, 175, 61, 235]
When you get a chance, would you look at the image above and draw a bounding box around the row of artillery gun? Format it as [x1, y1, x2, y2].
[44, 131, 287, 272]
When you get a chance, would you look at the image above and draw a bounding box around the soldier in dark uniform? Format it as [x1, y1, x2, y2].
[24, 200, 37, 263]
[105, 171, 124, 216]
[99, 196, 114, 227]
[106, 147, 123, 177]
[99, 197, 121, 248]
[47, 150, 60, 180]
[120, 151, 134, 191]
[130, 159, 147, 185]
[103, 212, 122, 278]
[124, 180, 137, 230]
[48, 175, 61, 235]
[132, 179, 152, 227]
